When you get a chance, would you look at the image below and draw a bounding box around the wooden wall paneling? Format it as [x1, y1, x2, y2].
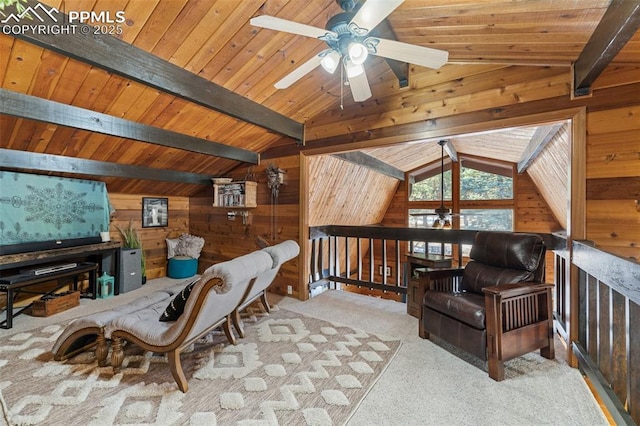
[586, 200, 640, 260]
[108, 193, 190, 280]
[189, 154, 302, 297]
[515, 172, 563, 233]
[587, 130, 640, 179]
[593, 65, 640, 90]
[585, 104, 640, 260]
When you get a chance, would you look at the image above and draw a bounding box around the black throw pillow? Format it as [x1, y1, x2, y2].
[159, 279, 199, 322]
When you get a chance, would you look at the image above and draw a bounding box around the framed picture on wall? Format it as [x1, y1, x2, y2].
[142, 197, 168, 228]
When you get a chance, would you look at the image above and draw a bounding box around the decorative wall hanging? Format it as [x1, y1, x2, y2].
[265, 164, 285, 240]
[142, 197, 168, 228]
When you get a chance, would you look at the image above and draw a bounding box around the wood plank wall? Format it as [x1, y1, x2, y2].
[189, 155, 301, 298]
[516, 171, 562, 282]
[108, 193, 190, 279]
[586, 104, 640, 261]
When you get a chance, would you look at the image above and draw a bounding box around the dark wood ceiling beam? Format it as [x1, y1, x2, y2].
[443, 140, 458, 162]
[573, 0, 640, 97]
[517, 123, 564, 173]
[0, 89, 258, 164]
[12, 0, 303, 142]
[0, 149, 212, 185]
[333, 152, 405, 181]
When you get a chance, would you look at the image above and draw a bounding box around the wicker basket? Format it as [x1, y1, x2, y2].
[31, 291, 80, 317]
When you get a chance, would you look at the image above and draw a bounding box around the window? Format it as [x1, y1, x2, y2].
[460, 209, 513, 256]
[408, 155, 516, 258]
[408, 208, 452, 255]
[409, 161, 451, 201]
[460, 209, 513, 231]
[460, 158, 512, 200]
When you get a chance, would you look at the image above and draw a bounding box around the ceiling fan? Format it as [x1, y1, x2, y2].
[250, 0, 448, 102]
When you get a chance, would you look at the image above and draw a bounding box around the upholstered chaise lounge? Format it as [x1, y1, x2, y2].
[52, 280, 190, 362]
[103, 249, 273, 392]
[52, 240, 300, 393]
[420, 231, 555, 380]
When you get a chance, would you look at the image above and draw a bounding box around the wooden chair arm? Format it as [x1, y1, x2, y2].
[482, 282, 554, 298]
[420, 268, 464, 292]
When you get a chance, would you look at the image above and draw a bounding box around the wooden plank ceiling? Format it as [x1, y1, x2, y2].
[1, 0, 635, 196]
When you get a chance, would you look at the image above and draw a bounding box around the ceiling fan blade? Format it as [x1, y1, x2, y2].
[250, 15, 335, 39]
[372, 38, 448, 69]
[274, 50, 329, 89]
[347, 68, 372, 102]
[350, 0, 405, 35]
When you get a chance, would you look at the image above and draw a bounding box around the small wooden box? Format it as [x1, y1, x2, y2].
[212, 181, 257, 208]
[31, 291, 80, 317]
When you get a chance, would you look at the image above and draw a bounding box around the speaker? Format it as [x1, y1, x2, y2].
[118, 248, 142, 293]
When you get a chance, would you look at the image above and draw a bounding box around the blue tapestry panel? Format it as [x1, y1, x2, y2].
[0, 171, 112, 245]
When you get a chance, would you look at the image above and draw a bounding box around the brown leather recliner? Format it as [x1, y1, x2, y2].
[419, 231, 555, 380]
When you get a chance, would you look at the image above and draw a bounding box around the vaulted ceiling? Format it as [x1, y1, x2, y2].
[1, 0, 638, 196]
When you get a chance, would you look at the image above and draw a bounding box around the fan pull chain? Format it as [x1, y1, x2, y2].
[340, 62, 344, 110]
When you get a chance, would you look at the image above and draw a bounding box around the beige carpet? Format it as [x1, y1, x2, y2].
[0, 304, 400, 426]
[1, 280, 608, 426]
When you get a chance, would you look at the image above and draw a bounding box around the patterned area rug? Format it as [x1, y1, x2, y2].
[0, 306, 401, 426]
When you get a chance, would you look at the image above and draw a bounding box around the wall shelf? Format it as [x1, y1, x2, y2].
[212, 181, 257, 208]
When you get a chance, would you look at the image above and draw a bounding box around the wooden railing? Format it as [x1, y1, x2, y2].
[308, 225, 563, 293]
[309, 226, 478, 295]
[571, 241, 639, 425]
[308, 225, 639, 423]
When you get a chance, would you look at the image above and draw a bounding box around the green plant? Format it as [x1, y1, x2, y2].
[116, 219, 146, 279]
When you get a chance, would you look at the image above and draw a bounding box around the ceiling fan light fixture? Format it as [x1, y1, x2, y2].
[320, 50, 341, 73]
[348, 42, 368, 65]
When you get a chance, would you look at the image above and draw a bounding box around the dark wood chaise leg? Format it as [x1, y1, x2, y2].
[167, 349, 188, 393]
[232, 308, 245, 338]
[96, 332, 109, 367]
[111, 336, 124, 374]
[223, 315, 237, 345]
[260, 291, 271, 313]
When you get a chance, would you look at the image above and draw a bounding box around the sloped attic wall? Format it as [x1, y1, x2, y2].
[307, 155, 399, 226]
[526, 123, 570, 230]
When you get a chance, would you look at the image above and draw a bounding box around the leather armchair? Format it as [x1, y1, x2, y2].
[419, 231, 554, 380]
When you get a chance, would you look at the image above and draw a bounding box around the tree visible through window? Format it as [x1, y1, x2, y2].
[460, 166, 512, 200]
[410, 170, 451, 201]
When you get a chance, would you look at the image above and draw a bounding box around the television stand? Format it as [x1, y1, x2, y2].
[1, 262, 98, 329]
